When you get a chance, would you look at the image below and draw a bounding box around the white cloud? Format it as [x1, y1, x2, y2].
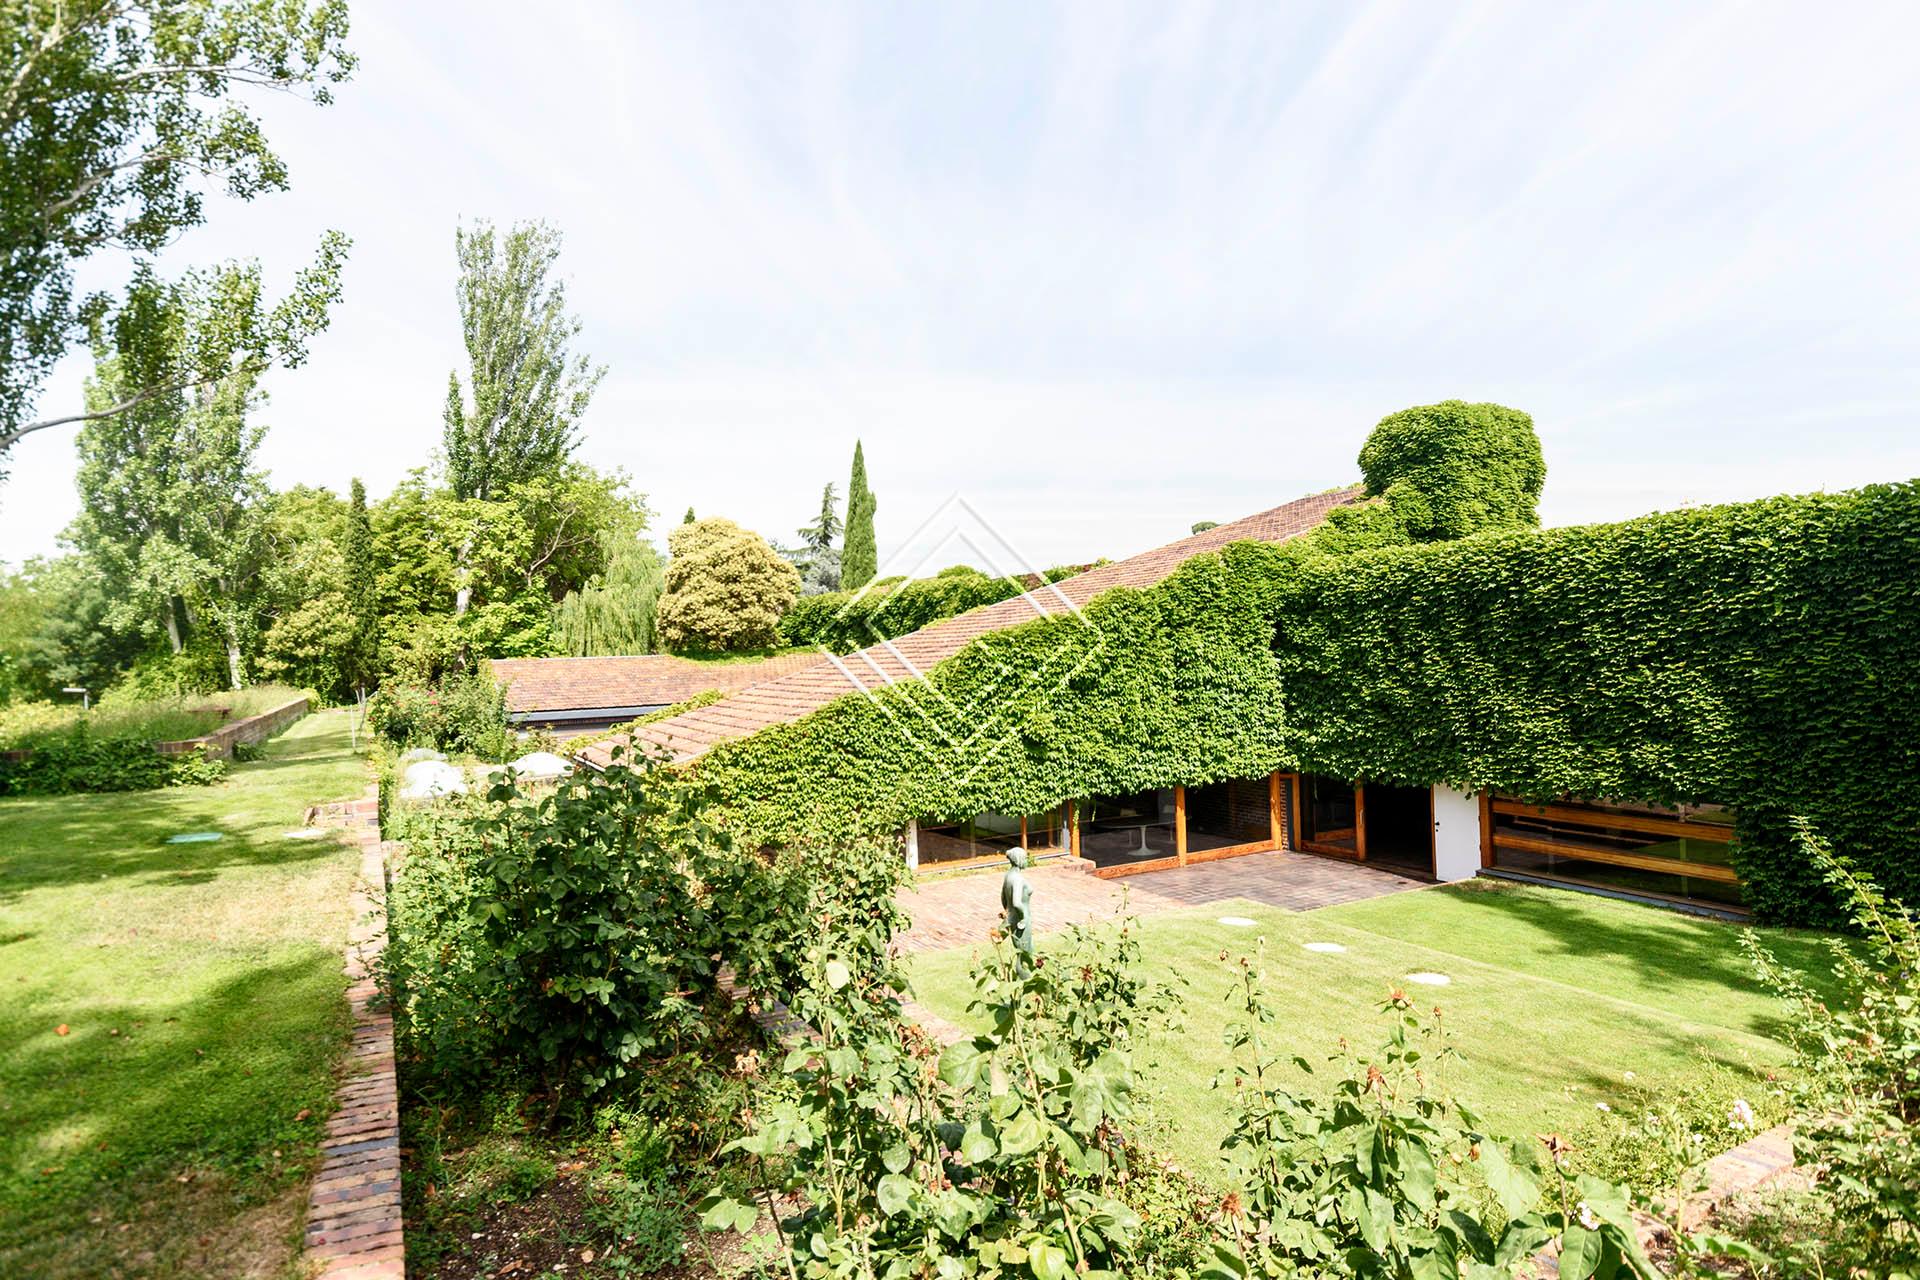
[5, 0, 1919, 567]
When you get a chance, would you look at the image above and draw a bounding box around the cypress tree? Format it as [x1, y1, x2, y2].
[842, 440, 878, 590]
[343, 477, 379, 695]
[683, 506, 696, 524]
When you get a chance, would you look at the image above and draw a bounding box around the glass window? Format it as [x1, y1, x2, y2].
[1489, 796, 1741, 907]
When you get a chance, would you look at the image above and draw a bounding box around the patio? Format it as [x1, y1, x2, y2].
[896, 848, 1422, 954]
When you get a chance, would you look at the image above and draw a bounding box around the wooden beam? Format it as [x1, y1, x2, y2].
[1479, 792, 1494, 869]
[1354, 783, 1369, 861]
[1175, 785, 1188, 866]
[1290, 774, 1303, 850]
[1269, 772, 1284, 849]
[1491, 832, 1740, 884]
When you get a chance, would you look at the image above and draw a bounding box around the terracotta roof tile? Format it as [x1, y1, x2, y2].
[579, 486, 1361, 768]
[488, 651, 828, 715]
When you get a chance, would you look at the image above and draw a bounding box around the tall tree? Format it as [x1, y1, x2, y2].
[793, 481, 842, 595]
[841, 441, 878, 591]
[0, 0, 354, 482]
[342, 477, 379, 694]
[442, 220, 604, 505]
[71, 302, 270, 688]
[683, 506, 696, 524]
[442, 220, 603, 615]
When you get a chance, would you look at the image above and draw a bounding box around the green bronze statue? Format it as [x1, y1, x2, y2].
[1001, 845, 1035, 972]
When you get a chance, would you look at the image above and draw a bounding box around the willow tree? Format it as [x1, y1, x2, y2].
[553, 530, 666, 656]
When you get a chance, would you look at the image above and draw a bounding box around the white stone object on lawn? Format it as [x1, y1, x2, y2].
[1302, 941, 1348, 954]
[1405, 971, 1452, 986]
[400, 747, 447, 762]
[1217, 916, 1257, 927]
[507, 751, 573, 780]
[284, 828, 328, 840]
[399, 759, 468, 799]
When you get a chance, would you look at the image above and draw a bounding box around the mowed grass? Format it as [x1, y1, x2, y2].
[905, 879, 1836, 1179]
[0, 709, 369, 1279]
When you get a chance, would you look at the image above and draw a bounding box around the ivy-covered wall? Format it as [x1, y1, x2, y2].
[691, 481, 1920, 926]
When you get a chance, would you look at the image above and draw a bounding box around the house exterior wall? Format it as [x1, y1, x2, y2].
[1432, 785, 1482, 882]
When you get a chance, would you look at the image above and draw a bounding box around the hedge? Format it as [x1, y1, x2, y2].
[688, 481, 1920, 926]
[778, 566, 1088, 654]
[0, 731, 227, 795]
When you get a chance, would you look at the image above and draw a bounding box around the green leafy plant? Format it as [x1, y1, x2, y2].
[702, 913, 1181, 1279]
[364, 673, 509, 758]
[687, 476, 1919, 926]
[1719, 824, 1920, 1273]
[1199, 944, 1657, 1280]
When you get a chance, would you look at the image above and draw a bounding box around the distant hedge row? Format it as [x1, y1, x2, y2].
[694, 481, 1920, 926]
[777, 565, 1088, 654]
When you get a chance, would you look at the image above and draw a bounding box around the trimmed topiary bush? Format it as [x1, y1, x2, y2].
[1358, 400, 1546, 541]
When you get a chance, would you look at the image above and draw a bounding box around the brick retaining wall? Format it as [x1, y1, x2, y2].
[155, 695, 311, 761]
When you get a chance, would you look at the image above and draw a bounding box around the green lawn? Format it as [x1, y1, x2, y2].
[0, 709, 369, 1279]
[906, 879, 1835, 1179]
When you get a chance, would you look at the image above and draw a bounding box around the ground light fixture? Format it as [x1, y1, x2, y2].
[1405, 972, 1452, 986]
[1302, 941, 1348, 953]
[1217, 915, 1256, 927]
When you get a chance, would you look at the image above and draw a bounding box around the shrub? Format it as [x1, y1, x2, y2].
[365, 674, 509, 759]
[1726, 826, 1920, 1273]
[386, 746, 771, 1100]
[656, 517, 799, 653]
[703, 914, 1182, 1278]
[1206, 947, 1655, 1279]
[0, 728, 226, 796]
[1358, 399, 1545, 540]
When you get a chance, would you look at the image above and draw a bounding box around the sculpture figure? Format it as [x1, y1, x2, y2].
[1001, 845, 1035, 972]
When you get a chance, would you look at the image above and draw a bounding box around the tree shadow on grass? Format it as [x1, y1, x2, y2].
[0, 793, 348, 902]
[0, 950, 351, 1271]
[1409, 881, 1846, 1041]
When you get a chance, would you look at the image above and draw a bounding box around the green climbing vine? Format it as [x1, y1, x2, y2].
[691, 480, 1920, 926]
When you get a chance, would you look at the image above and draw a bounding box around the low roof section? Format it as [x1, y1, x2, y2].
[579, 485, 1361, 768]
[489, 652, 829, 721]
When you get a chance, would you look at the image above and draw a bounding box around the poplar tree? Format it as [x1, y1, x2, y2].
[442, 219, 604, 613]
[841, 441, 878, 591]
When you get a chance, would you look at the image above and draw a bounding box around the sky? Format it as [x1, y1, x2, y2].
[5, 1, 1920, 575]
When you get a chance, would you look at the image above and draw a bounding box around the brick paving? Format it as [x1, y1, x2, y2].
[897, 850, 1422, 955]
[302, 789, 405, 1280]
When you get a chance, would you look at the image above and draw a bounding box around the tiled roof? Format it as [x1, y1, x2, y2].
[579, 486, 1363, 767]
[489, 652, 829, 715]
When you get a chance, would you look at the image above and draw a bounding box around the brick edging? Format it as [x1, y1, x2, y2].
[1529, 1122, 1796, 1274]
[302, 786, 405, 1279]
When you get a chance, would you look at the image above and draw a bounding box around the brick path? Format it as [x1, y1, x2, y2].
[302, 789, 405, 1280]
[898, 850, 1422, 955]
